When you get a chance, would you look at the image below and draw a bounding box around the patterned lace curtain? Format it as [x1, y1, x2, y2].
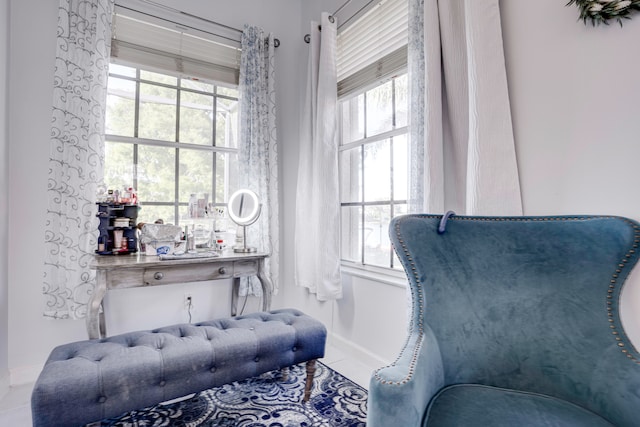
[238, 25, 280, 296]
[43, 0, 114, 319]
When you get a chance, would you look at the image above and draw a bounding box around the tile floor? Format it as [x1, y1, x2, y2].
[0, 342, 377, 426]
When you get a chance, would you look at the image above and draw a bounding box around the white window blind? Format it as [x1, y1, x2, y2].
[337, 0, 408, 97]
[111, 2, 241, 85]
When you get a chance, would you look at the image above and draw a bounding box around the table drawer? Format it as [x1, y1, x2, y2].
[106, 268, 144, 289]
[143, 262, 233, 286]
[233, 259, 259, 277]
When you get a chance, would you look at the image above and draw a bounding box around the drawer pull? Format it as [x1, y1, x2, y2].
[218, 267, 227, 275]
[153, 272, 164, 280]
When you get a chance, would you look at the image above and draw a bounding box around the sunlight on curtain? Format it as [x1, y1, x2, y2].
[294, 13, 342, 301]
[238, 25, 280, 296]
[409, 0, 522, 215]
[43, 0, 114, 319]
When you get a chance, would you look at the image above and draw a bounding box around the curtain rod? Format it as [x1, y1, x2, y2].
[303, 0, 376, 43]
[333, 0, 355, 17]
[118, 0, 280, 47]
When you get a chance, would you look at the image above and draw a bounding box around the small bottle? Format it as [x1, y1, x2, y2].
[121, 187, 131, 204]
[186, 225, 195, 252]
[128, 187, 137, 205]
[188, 194, 197, 218]
[216, 239, 224, 253]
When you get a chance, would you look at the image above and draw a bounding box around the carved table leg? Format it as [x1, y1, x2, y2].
[257, 258, 273, 311]
[231, 277, 240, 316]
[86, 270, 108, 339]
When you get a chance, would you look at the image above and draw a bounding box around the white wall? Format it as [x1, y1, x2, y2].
[0, 0, 11, 398]
[6, 0, 640, 385]
[7, 0, 86, 384]
[501, 0, 640, 218]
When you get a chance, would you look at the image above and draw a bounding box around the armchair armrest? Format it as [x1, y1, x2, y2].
[367, 326, 445, 427]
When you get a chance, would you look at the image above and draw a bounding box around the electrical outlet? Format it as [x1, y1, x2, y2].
[184, 293, 193, 309]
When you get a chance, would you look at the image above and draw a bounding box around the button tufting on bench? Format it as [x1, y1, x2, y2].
[32, 309, 326, 427]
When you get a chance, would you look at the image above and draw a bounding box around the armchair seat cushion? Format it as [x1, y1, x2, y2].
[424, 384, 614, 427]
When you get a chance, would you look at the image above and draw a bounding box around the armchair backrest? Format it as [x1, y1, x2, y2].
[390, 214, 640, 425]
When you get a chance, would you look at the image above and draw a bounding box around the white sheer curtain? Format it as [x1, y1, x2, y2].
[238, 25, 280, 296]
[294, 13, 342, 301]
[43, 0, 114, 319]
[409, 0, 522, 215]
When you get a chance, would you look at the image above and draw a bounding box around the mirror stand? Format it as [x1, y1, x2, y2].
[234, 225, 256, 253]
[227, 189, 261, 253]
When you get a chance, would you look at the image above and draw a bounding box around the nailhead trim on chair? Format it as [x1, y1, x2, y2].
[373, 215, 640, 387]
[608, 219, 640, 363]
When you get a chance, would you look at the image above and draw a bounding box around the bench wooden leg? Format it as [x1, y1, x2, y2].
[280, 366, 289, 381]
[303, 359, 317, 402]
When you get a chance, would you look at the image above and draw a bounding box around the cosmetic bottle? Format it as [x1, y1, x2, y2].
[186, 225, 195, 252]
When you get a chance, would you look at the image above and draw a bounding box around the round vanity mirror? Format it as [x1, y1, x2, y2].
[227, 189, 261, 252]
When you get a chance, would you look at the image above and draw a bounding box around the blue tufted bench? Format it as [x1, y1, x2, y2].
[31, 308, 326, 427]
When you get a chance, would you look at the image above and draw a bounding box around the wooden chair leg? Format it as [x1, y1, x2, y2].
[303, 359, 317, 402]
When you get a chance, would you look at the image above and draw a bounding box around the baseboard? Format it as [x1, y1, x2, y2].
[10, 364, 42, 386]
[327, 332, 389, 370]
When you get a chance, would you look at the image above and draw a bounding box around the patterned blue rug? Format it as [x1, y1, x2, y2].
[96, 362, 368, 426]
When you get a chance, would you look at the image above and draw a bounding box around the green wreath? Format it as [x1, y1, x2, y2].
[567, 0, 640, 26]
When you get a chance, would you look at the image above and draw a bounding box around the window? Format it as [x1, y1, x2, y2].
[104, 63, 239, 226]
[339, 74, 408, 269]
[337, 0, 408, 270]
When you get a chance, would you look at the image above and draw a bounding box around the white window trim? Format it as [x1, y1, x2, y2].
[341, 261, 408, 288]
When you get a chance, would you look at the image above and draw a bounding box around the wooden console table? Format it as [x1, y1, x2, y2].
[87, 252, 272, 339]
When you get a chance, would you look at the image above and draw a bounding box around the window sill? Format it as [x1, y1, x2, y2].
[340, 262, 408, 288]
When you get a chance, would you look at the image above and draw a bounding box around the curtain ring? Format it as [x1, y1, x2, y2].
[304, 34, 311, 43]
[329, 15, 335, 23]
[274, 38, 280, 48]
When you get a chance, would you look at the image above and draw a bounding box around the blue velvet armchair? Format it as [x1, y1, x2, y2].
[368, 214, 640, 426]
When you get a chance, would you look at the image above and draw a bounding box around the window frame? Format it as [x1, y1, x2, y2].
[338, 71, 408, 271]
[104, 62, 239, 226]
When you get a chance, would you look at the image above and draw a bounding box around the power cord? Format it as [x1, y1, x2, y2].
[239, 293, 249, 316]
[186, 296, 193, 323]
[236, 292, 264, 316]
